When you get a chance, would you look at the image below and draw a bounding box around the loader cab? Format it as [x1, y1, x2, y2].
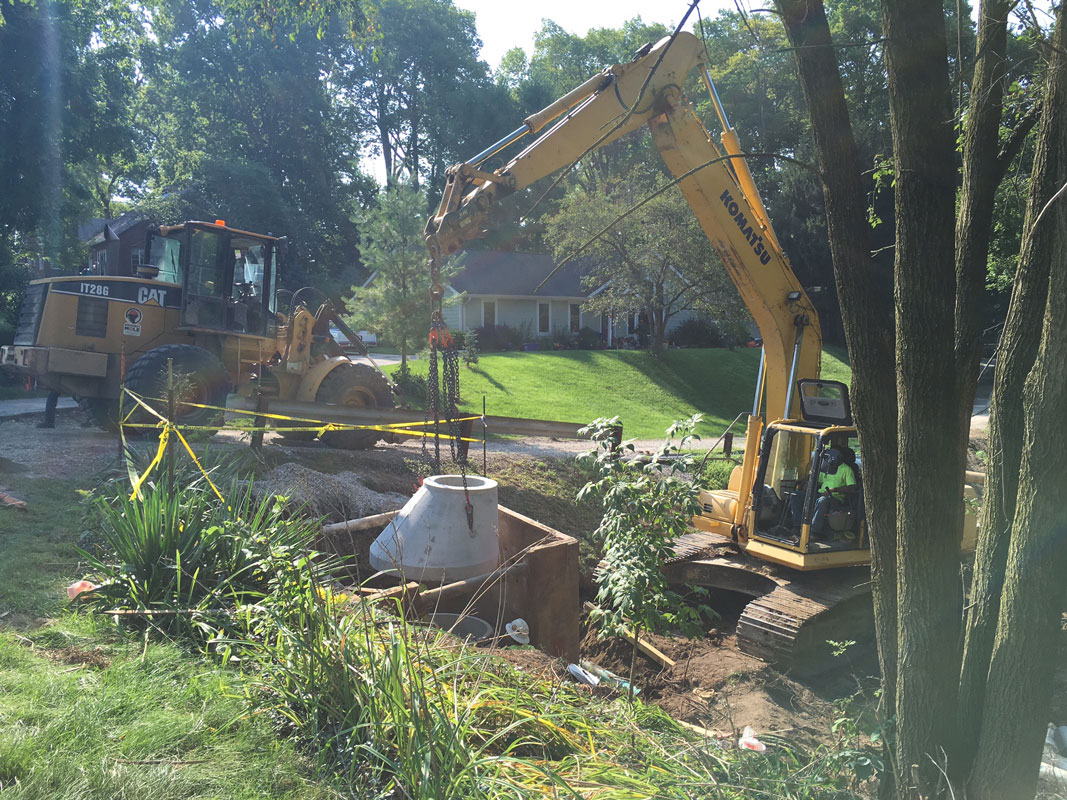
[748, 380, 869, 565]
[142, 221, 279, 339]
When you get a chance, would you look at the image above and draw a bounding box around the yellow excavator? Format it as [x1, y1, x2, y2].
[426, 32, 980, 667]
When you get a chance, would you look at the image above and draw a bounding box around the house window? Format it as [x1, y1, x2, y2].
[569, 303, 581, 333]
[130, 248, 144, 272]
[538, 302, 550, 334]
[483, 300, 495, 328]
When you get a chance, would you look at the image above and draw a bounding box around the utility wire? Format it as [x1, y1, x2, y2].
[535, 149, 818, 292]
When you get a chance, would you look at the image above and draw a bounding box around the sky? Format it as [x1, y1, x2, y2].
[451, 0, 738, 69]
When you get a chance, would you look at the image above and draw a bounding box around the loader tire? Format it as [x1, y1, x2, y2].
[314, 363, 394, 450]
[123, 345, 229, 437]
[78, 396, 120, 433]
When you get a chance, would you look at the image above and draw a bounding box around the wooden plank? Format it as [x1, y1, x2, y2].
[410, 564, 526, 610]
[674, 719, 728, 739]
[322, 510, 398, 535]
[583, 601, 676, 669]
[619, 626, 676, 669]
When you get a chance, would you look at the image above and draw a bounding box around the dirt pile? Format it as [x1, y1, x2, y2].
[252, 462, 408, 522]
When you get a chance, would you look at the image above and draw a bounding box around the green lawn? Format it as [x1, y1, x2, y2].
[0, 475, 333, 799]
[392, 346, 851, 440]
[0, 620, 329, 800]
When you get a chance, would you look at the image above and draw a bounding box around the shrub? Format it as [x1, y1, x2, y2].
[576, 415, 711, 701]
[575, 326, 603, 350]
[77, 478, 335, 642]
[462, 328, 480, 366]
[700, 458, 737, 490]
[393, 363, 427, 401]
[551, 327, 574, 349]
[671, 317, 722, 348]
[474, 324, 516, 352]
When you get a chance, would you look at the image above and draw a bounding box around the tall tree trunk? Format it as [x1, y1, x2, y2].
[950, 0, 1013, 527]
[409, 69, 419, 187]
[881, 0, 968, 793]
[958, 2, 1064, 781]
[775, 0, 900, 766]
[652, 305, 666, 356]
[964, 7, 1067, 795]
[968, 169, 1067, 799]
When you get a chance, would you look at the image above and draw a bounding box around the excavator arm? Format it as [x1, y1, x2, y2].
[425, 31, 821, 423]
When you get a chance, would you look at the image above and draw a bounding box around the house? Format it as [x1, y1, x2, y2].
[437, 251, 596, 340]
[77, 210, 149, 277]
[437, 251, 705, 346]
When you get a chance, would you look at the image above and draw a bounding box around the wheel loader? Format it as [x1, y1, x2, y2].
[1, 220, 393, 449]
[424, 32, 982, 669]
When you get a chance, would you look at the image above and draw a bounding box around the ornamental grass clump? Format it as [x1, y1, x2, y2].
[235, 580, 580, 799]
[77, 477, 334, 643]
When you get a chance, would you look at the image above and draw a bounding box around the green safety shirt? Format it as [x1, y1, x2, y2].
[818, 463, 857, 499]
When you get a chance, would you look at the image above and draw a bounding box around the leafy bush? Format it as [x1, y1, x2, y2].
[393, 363, 427, 401]
[551, 327, 574, 349]
[700, 458, 738, 490]
[577, 415, 710, 700]
[77, 479, 334, 642]
[671, 317, 723, 348]
[474, 324, 526, 352]
[575, 326, 603, 349]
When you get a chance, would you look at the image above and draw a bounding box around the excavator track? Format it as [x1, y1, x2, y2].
[664, 532, 873, 674]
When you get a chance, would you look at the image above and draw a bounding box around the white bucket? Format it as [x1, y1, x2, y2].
[369, 474, 499, 582]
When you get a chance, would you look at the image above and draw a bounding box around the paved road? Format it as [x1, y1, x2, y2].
[0, 395, 77, 421]
[0, 355, 400, 422]
[349, 352, 401, 367]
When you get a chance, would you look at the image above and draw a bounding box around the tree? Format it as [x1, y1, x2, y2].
[349, 184, 437, 369]
[341, 0, 516, 190]
[136, 0, 371, 293]
[774, 0, 1059, 795]
[543, 175, 743, 356]
[0, 0, 143, 342]
[577, 415, 706, 702]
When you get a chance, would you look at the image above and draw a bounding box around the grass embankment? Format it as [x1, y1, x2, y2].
[389, 347, 851, 439]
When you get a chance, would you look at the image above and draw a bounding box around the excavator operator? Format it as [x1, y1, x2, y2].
[789, 443, 858, 537]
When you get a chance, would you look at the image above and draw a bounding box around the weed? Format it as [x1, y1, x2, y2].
[577, 416, 712, 701]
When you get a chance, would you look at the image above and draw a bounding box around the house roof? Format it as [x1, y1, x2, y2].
[450, 251, 596, 298]
[78, 210, 145, 245]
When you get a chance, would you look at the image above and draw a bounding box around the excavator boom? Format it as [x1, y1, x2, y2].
[425, 31, 821, 422]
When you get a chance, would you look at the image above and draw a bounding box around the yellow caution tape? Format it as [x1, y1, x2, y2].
[173, 426, 226, 505]
[119, 389, 482, 441]
[129, 426, 169, 501]
[120, 387, 485, 499]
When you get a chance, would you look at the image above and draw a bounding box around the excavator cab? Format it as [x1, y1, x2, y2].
[144, 221, 279, 339]
[741, 379, 868, 569]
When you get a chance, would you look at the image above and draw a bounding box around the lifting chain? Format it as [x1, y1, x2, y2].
[425, 257, 474, 534]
